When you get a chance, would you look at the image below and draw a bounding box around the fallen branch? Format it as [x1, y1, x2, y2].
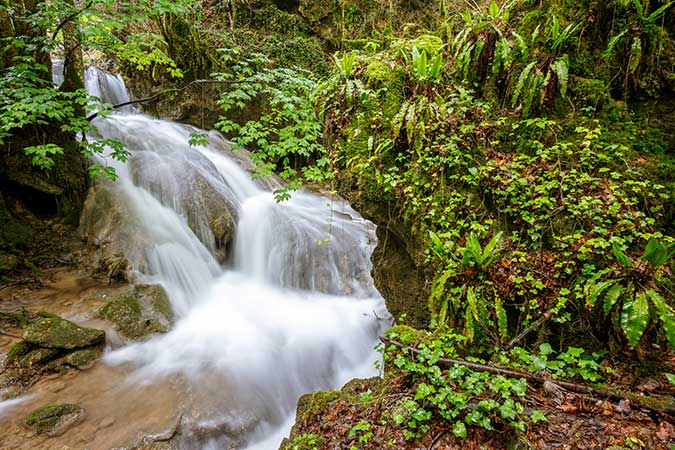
[504, 308, 554, 350]
[380, 337, 675, 417]
[85, 79, 235, 121]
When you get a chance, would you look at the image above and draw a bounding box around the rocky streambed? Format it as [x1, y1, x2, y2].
[0, 267, 187, 450]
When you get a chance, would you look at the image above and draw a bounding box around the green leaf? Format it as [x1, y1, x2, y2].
[621, 291, 650, 348]
[603, 284, 624, 314]
[550, 56, 569, 98]
[452, 421, 467, 438]
[612, 241, 632, 267]
[587, 281, 614, 308]
[646, 289, 675, 348]
[604, 30, 628, 62]
[531, 409, 548, 423]
[646, 2, 673, 22]
[666, 373, 675, 386]
[642, 237, 673, 268]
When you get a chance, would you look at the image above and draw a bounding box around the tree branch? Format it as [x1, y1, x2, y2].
[51, 0, 94, 40]
[380, 337, 675, 416]
[85, 79, 235, 121]
[504, 308, 554, 351]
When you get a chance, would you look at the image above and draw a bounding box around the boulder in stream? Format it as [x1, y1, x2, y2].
[23, 317, 105, 350]
[99, 284, 174, 342]
[25, 403, 85, 436]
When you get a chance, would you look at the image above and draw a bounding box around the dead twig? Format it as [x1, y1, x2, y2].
[504, 308, 555, 350]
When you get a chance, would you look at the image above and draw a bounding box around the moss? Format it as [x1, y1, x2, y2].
[19, 348, 60, 367]
[25, 403, 84, 436]
[99, 296, 145, 340]
[23, 317, 105, 349]
[59, 347, 100, 369]
[6, 340, 32, 364]
[390, 34, 444, 56]
[99, 284, 174, 341]
[298, 0, 335, 23]
[569, 75, 612, 110]
[295, 390, 341, 422]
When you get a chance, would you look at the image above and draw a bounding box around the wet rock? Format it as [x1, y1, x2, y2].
[23, 317, 105, 350]
[99, 284, 173, 341]
[79, 177, 143, 279]
[25, 403, 84, 437]
[53, 347, 100, 370]
[18, 348, 60, 368]
[6, 341, 33, 365]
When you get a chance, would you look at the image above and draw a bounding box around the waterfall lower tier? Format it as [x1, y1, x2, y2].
[74, 67, 391, 449]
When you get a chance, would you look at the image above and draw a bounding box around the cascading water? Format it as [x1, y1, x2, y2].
[78, 67, 391, 449]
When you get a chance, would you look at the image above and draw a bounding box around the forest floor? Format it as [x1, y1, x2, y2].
[288, 360, 675, 449]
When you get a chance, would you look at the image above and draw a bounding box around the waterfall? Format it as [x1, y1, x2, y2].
[78, 67, 391, 449]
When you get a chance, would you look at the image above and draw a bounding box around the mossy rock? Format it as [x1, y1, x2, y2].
[23, 317, 105, 349]
[25, 403, 84, 436]
[295, 390, 341, 421]
[6, 340, 33, 364]
[99, 284, 173, 341]
[18, 348, 60, 368]
[57, 347, 101, 370]
[298, 0, 335, 23]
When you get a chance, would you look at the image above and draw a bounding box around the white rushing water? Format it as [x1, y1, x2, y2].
[77, 67, 391, 449]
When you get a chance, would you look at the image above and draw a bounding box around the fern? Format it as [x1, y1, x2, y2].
[512, 61, 537, 107]
[604, 30, 628, 62]
[550, 56, 569, 98]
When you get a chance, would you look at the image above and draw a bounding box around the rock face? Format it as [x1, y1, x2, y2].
[79, 177, 145, 279]
[25, 404, 85, 436]
[23, 317, 105, 350]
[298, 0, 334, 22]
[99, 284, 174, 341]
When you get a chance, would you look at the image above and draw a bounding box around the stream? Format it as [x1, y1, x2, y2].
[66, 67, 391, 449]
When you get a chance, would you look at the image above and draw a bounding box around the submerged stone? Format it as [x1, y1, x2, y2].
[99, 284, 173, 341]
[23, 317, 105, 350]
[25, 403, 85, 436]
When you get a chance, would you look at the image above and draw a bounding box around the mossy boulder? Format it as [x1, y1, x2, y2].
[99, 284, 174, 341]
[18, 348, 60, 368]
[25, 403, 84, 436]
[298, 0, 335, 23]
[23, 317, 105, 350]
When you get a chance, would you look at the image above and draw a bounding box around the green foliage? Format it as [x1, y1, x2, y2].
[383, 326, 549, 440]
[403, 46, 444, 83]
[0, 0, 195, 177]
[215, 49, 331, 201]
[584, 237, 675, 348]
[289, 433, 322, 450]
[333, 51, 358, 79]
[602, 0, 674, 95]
[506, 343, 606, 382]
